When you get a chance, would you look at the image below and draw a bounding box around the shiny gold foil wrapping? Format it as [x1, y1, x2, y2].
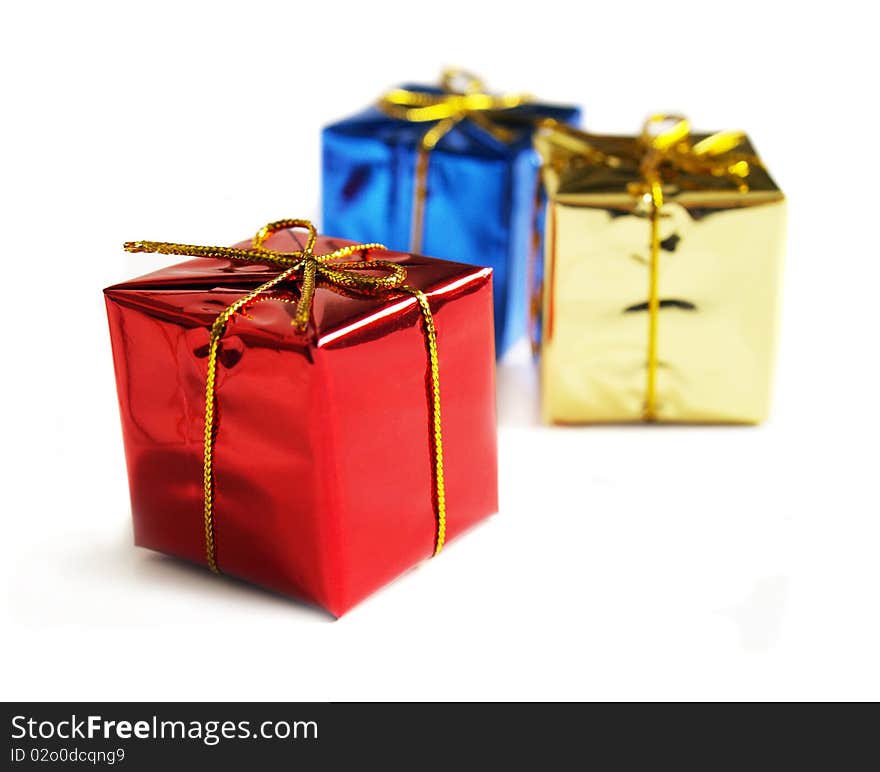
[535, 124, 786, 424]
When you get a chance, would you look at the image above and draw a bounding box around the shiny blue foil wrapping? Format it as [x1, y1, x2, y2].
[322, 86, 580, 355]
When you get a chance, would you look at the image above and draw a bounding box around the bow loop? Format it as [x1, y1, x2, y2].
[440, 67, 487, 94]
[641, 114, 691, 151]
[692, 130, 747, 157]
[253, 218, 317, 253]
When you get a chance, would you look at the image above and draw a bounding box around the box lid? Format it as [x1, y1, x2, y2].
[325, 83, 580, 160]
[535, 123, 783, 208]
[105, 227, 493, 351]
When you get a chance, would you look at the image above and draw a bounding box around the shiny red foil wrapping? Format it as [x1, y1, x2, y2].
[104, 228, 498, 616]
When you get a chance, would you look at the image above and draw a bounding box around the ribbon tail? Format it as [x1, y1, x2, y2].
[404, 287, 446, 555]
[410, 146, 430, 254]
[644, 179, 664, 422]
[203, 265, 300, 572]
[294, 259, 318, 331]
[409, 116, 463, 254]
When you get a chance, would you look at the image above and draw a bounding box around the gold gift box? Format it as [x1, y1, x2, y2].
[534, 118, 787, 424]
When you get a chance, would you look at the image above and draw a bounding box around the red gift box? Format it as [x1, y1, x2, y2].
[104, 220, 498, 616]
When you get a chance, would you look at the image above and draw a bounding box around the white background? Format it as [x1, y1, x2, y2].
[2, 1, 878, 701]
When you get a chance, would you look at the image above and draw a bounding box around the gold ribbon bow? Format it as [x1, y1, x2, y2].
[378, 68, 534, 252]
[535, 116, 761, 420]
[124, 218, 447, 572]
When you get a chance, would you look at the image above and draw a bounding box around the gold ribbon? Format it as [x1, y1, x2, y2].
[378, 68, 533, 253]
[536, 116, 761, 420]
[124, 218, 447, 572]
[638, 115, 758, 420]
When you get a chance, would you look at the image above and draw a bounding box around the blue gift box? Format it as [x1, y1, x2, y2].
[322, 84, 580, 355]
